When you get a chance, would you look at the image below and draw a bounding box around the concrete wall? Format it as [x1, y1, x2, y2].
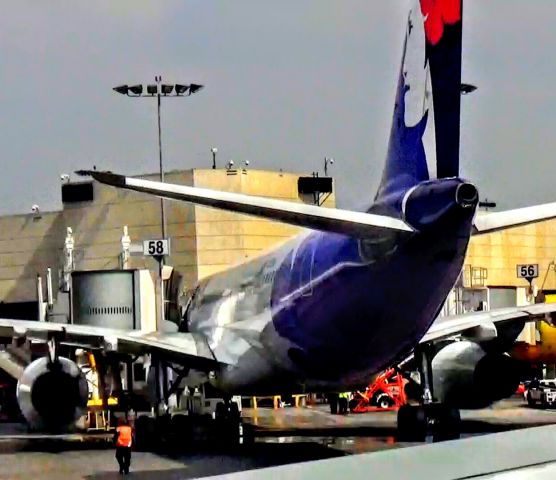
[0, 211, 64, 303]
[466, 219, 556, 290]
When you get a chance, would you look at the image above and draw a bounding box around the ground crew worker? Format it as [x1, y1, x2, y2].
[338, 392, 350, 414]
[328, 393, 339, 414]
[113, 417, 133, 475]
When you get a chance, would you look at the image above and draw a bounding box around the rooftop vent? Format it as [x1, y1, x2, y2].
[62, 182, 94, 204]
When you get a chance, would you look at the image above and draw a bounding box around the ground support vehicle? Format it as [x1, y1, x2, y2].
[350, 369, 407, 412]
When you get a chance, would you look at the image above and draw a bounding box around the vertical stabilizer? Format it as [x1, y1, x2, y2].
[376, 0, 463, 201]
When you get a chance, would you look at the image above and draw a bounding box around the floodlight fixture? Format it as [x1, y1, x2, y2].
[161, 84, 174, 95]
[460, 83, 477, 95]
[189, 84, 204, 95]
[175, 84, 190, 95]
[128, 84, 143, 95]
[146, 84, 158, 95]
[113, 85, 129, 95]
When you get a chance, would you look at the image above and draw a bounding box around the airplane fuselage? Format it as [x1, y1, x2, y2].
[185, 178, 478, 394]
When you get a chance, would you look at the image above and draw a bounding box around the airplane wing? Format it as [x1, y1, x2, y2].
[473, 202, 556, 234]
[76, 170, 413, 238]
[420, 303, 556, 344]
[0, 319, 218, 368]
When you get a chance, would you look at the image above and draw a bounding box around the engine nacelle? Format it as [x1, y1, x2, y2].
[431, 341, 520, 409]
[17, 356, 88, 431]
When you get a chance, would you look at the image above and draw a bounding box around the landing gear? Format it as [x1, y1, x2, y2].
[134, 415, 157, 451]
[214, 400, 243, 446]
[397, 404, 460, 441]
[397, 346, 461, 441]
[397, 404, 427, 440]
[133, 356, 250, 451]
[432, 404, 461, 440]
[134, 405, 246, 452]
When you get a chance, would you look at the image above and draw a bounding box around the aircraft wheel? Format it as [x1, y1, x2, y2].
[215, 401, 227, 421]
[135, 415, 157, 451]
[397, 404, 426, 441]
[431, 405, 461, 441]
[229, 401, 240, 421]
[170, 414, 192, 451]
[240, 422, 255, 446]
[214, 401, 241, 447]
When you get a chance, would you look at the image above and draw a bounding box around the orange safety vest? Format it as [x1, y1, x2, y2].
[116, 425, 132, 448]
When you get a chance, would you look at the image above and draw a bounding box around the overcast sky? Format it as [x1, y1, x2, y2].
[0, 1, 554, 214]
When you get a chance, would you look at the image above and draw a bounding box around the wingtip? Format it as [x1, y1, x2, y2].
[74, 170, 126, 187]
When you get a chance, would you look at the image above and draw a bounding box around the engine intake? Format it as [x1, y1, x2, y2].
[431, 341, 520, 409]
[17, 356, 88, 431]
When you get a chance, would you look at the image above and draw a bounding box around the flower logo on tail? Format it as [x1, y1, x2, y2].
[420, 0, 461, 46]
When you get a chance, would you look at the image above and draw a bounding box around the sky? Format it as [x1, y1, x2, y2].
[0, 1, 555, 214]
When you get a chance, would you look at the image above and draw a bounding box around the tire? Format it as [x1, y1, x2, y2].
[376, 394, 395, 409]
[135, 415, 157, 451]
[170, 414, 192, 451]
[229, 401, 240, 421]
[397, 405, 426, 441]
[240, 422, 255, 446]
[432, 405, 461, 441]
[526, 392, 536, 407]
[215, 402, 227, 421]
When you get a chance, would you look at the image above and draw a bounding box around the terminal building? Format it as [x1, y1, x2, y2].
[0, 167, 335, 322]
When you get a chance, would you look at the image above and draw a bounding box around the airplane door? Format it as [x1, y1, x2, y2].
[299, 236, 317, 297]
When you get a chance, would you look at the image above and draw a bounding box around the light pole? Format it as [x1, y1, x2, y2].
[113, 78, 204, 239]
[211, 147, 218, 169]
[113, 78, 203, 328]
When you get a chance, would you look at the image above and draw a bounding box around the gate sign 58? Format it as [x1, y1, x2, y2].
[516, 264, 539, 280]
[143, 239, 170, 257]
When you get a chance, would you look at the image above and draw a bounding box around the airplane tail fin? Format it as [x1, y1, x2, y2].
[376, 0, 463, 201]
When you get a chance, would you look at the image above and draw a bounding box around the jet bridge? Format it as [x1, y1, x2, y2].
[69, 269, 157, 331]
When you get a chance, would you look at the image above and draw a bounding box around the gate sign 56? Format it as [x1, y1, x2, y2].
[516, 264, 539, 280]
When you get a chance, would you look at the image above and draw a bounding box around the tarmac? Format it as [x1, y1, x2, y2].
[0, 397, 555, 479]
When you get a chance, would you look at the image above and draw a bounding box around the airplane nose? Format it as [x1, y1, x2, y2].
[456, 183, 478, 208]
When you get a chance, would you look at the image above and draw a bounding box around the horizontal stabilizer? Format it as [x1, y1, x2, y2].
[76, 170, 413, 237]
[473, 201, 556, 234]
[422, 303, 556, 344]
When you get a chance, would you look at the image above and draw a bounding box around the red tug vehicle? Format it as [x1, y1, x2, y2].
[350, 368, 407, 412]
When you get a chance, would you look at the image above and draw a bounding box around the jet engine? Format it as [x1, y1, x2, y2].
[431, 341, 520, 409]
[16, 356, 88, 431]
